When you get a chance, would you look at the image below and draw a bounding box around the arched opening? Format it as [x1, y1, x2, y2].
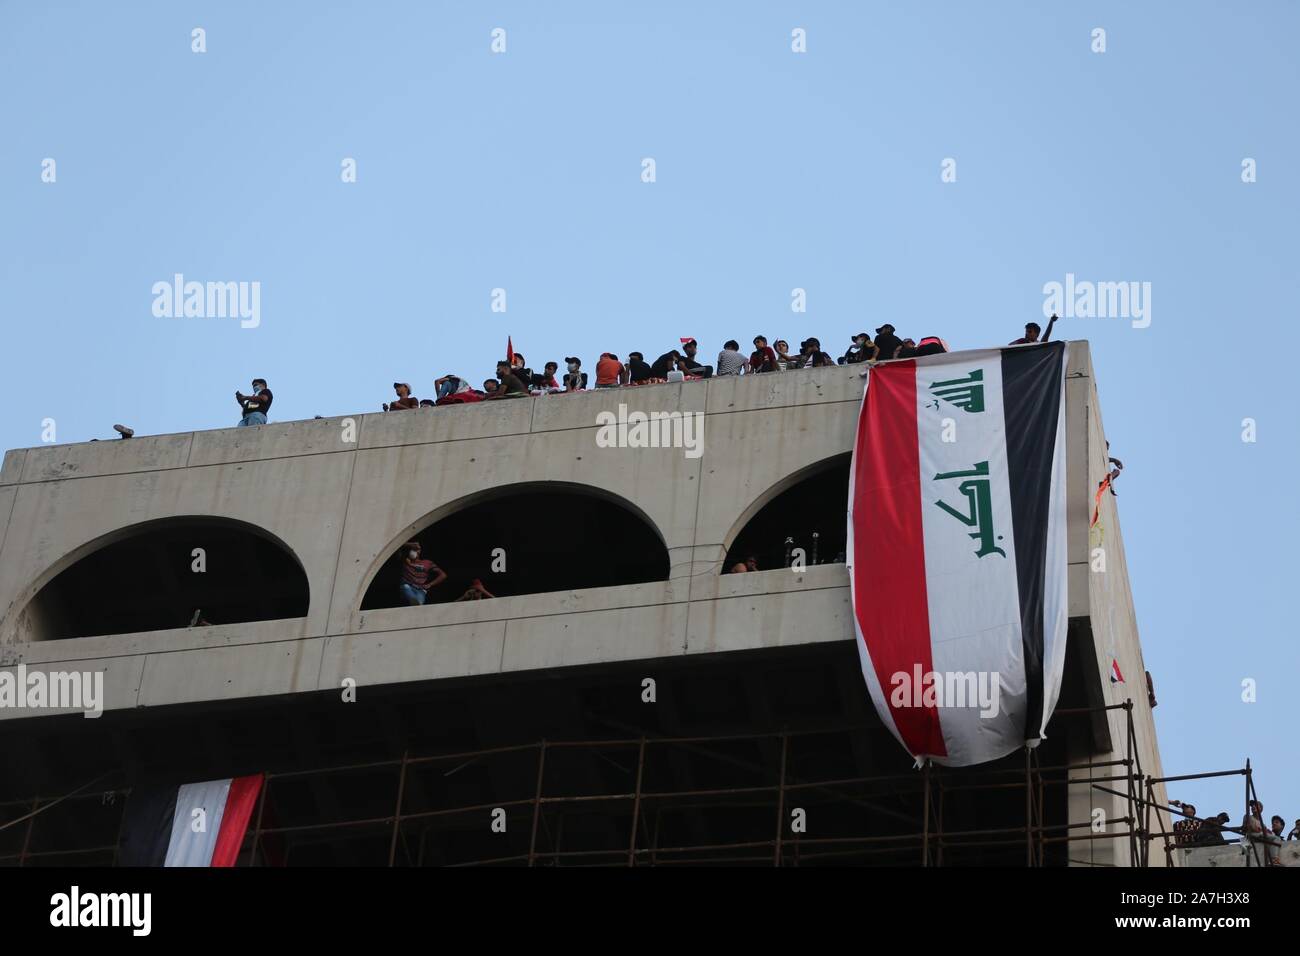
[20, 517, 309, 641]
[723, 454, 850, 574]
[360, 486, 670, 609]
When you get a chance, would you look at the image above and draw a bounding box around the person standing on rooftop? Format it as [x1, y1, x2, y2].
[1010, 314, 1057, 345]
[872, 325, 903, 362]
[235, 378, 272, 426]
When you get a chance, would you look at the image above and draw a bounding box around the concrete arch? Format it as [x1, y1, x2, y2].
[718, 451, 852, 556]
[7, 515, 311, 642]
[355, 480, 671, 610]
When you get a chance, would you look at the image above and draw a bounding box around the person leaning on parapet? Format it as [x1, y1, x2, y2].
[535, 361, 561, 391]
[842, 332, 876, 364]
[1171, 802, 1201, 846]
[801, 338, 836, 368]
[235, 378, 273, 427]
[454, 578, 496, 601]
[562, 356, 587, 391]
[510, 352, 534, 388]
[679, 339, 713, 378]
[897, 336, 949, 359]
[772, 339, 796, 369]
[749, 336, 778, 373]
[716, 340, 748, 376]
[595, 352, 627, 388]
[487, 361, 530, 399]
[649, 348, 683, 379]
[1195, 811, 1231, 846]
[627, 351, 653, 384]
[1010, 314, 1058, 345]
[383, 382, 419, 412]
[398, 541, 447, 606]
[1287, 818, 1300, 841]
[1243, 800, 1285, 866]
[872, 325, 903, 362]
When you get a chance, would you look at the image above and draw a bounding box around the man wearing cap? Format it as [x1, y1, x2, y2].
[801, 337, 835, 368]
[562, 357, 587, 391]
[384, 382, 419, 411]
[873, 325, 903, 362]
[842, 333, 875, 364]
[235, 378, 273, 426]
[398, 541, 447, 606]
[679, 339, 713, 378]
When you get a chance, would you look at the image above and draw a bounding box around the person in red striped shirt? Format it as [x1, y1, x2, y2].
[399, 541, 447, 606]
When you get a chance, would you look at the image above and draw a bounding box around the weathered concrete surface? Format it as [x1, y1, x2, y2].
[0, 343, 1163, 857]
[1065, 347, 1169, 866]
[1181, 840, 1300, 867]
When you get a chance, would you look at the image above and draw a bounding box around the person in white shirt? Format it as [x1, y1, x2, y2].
[716, 340, 748, 376]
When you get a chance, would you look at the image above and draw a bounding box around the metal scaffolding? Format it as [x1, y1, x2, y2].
[0, 699, 1266, 867]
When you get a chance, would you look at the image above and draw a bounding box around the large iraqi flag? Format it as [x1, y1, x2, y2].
[848, 342, 1068, 767]
[118, 775, 263, 866]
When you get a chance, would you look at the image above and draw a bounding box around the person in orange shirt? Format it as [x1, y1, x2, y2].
[595, 352, 628, 388]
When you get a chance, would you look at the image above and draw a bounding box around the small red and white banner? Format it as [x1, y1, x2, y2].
[118, 774, 263, 866]
[848, 343, 1068, 767]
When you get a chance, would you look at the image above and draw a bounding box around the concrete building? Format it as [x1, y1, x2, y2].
[0, 341, 1175, 866]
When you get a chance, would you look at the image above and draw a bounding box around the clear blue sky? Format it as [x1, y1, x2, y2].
[2, 2, 1296, 823]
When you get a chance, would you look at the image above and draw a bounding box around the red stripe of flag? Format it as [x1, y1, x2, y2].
[210, 774, 264, 867]
[852, 361, 946, 758]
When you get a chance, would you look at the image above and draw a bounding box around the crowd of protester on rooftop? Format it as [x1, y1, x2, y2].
[356, 316, 1059, 419]
[95, 317, 1061, 438]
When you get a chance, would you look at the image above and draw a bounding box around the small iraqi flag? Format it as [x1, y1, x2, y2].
[118, 775, 263, 867]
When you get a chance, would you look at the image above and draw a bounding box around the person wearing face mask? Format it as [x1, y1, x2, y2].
[398, 541, 447, 606]
[842, 333, 876, 364]
[235, 378, 273, 426]
[563, 356, 588, 391]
